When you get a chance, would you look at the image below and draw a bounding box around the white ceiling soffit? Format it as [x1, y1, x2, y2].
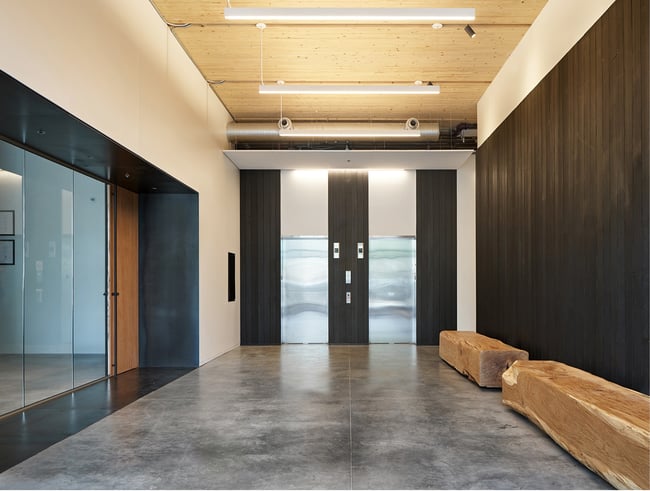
[224, 149, 474, 170]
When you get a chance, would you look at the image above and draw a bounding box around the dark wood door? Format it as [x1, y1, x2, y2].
[114, 186, 139, 373]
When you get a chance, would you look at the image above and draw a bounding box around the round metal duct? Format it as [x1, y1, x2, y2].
[227, 121, 440, 143]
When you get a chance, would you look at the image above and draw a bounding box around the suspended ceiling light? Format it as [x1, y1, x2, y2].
[278, 128, 422, 138]
[259, 84, 441, 95]
[224, 7, 475, 23]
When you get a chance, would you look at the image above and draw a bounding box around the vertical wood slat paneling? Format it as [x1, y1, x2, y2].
[328, 171, 369, 344]
[476, 0, 649, 393]
[240, 170, 281, 345]
[416, 170, 457, 345]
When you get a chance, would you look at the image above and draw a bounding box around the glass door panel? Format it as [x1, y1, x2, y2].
[369, 237, 416, 343]
[281, 237, 328, 343]
[24, 153, 74, 405]
[73, 174, 107, 387]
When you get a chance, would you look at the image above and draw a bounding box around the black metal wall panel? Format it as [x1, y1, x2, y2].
[476, 0, 649, 393]
[416, 170, 457, 345]
[240, 170, 281, 345]
[139, 193, 199, 367]
[328, 171, 369, 344]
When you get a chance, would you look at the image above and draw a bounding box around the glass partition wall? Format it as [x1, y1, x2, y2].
[0, 139, 108, 415]
[0, 141, 25, 415]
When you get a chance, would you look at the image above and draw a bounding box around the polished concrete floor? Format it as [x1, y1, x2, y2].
[0, 368, 191, 473]
[0, 345, 611, 489]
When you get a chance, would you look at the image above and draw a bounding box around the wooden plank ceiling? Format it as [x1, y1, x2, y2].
[150, 0, 547, 126]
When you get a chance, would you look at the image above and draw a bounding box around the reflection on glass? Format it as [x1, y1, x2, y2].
[24, 154, 74, 405]
[281, 237, 328, 343]
[0, 141, 25, 414]
[73, 174, 107, 387]
[0, 141, 109, 416]
[369, 237, 416, 344]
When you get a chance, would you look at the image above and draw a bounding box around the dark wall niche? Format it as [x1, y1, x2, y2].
[228, 252, 236, 302]
[476, 0, 649, 393]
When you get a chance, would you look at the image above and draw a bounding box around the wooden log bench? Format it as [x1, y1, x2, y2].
[502, 360, 650, 490]
[438, 330, 528, 388]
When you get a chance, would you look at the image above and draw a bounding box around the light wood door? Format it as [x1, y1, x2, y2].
[115, 187, 139, 373]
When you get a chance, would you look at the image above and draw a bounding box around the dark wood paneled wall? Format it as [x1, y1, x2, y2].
[139, 193, 199, 367]
[240, 170, 281, 345]
[416, 170, 457, 345]
[476, 0, 649, 393]
[328, 171, 369, 344]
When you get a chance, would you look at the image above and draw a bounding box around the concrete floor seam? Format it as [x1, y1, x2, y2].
[0, 346, 612, 490]
[348, 349, 353, 490]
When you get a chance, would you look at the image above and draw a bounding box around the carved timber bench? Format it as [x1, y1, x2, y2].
[438, 330, 528, 388]
[502, 360, 650, 490]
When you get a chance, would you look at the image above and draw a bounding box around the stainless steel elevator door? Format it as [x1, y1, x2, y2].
[369, 237, 416, 343]
[281, 237, 329, 343]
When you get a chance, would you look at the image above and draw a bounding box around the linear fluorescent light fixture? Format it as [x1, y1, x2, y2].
[278, 129, 421, 138]
[259, 84, 440, 95]
[225, 7, 475, 23]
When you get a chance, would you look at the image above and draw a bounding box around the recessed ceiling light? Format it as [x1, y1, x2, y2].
[432, 23, 443, 29]
[36, 129, 46, 135]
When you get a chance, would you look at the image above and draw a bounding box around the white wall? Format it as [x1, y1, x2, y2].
[281, 170, 328, 236]
[456, 155, 476, 331]
[281, 169, 418, 238]
[477, 0, 616, 146]
[0, 0, 240, 364]
[369, 170, 416, 237]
